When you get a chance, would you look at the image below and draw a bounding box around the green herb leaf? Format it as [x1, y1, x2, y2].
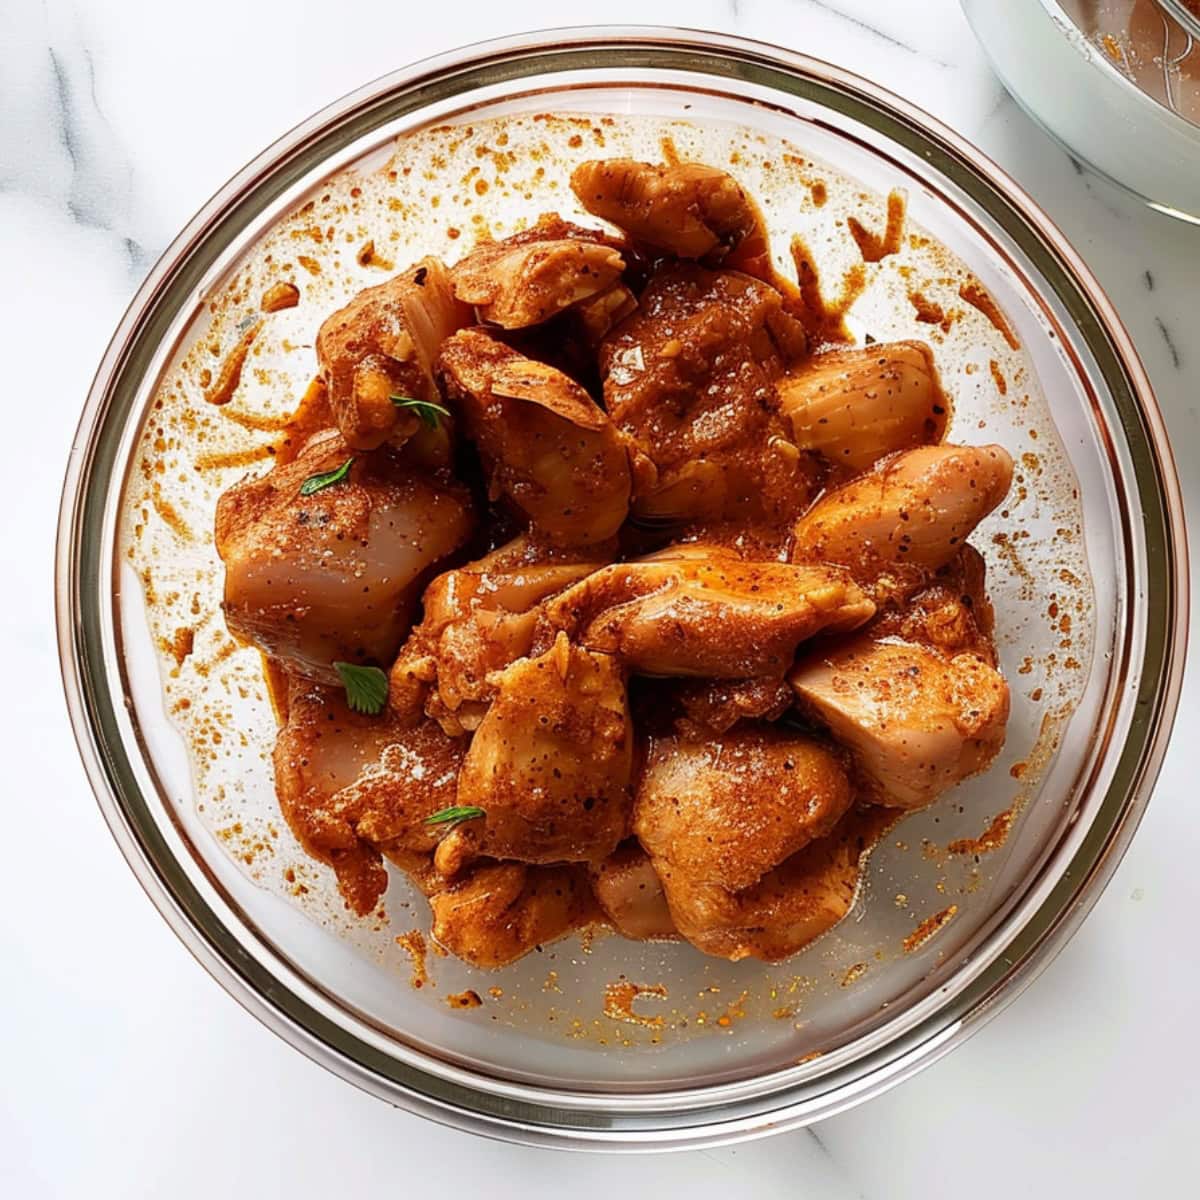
[390, 396, 451, 431]
[424, 805, 486, 827]
[333, 661, 389, 715]
[299, 457, 354, 496]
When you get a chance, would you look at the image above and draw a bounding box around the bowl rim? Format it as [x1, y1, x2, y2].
[56, 25, 1189, 1150]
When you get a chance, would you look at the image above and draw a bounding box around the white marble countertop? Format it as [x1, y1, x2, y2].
[4, 0, 1198, 1194]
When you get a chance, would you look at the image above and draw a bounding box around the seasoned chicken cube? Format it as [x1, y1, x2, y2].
[215, 430, 475, 683]
[439, 328, 633, 544]
[791, 443, 1013, 585]
[658, 806, 896, 961]
[777, 341, 949, 473]
[571, 159, 762, 260]
[273, 675, 465, 915]
[634, 727, 855, 959]
[591, 841, 677, 941]
[430, 861, 599, 968]
[544, 545, 874, 678]
[389, 535, 605, 735]
[392, 535, 604, 726]
[316, 257, 470, 450]
[600, 263, 810, 523]
[450, 217, 626, 328]
[789, 636, 1010, 808]
[454, 634, 634, 866]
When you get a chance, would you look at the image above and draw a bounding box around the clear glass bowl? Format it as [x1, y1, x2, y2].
[56, 28, 1187, 1149]
[962, 0, 1200, 223]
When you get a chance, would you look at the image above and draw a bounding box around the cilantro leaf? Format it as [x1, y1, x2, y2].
[299, 457, 354, 496]
[390, 396, 451, 431]
[424, 805, 486, 827]
[333, 661, 388, 715]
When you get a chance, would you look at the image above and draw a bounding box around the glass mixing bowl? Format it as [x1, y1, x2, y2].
[962, 0, 1200, 223]
[57, 28, 1187, 1149]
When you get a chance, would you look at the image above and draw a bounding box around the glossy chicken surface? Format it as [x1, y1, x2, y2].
[544, 546, 874, 677]
[777, 341, 949, 473]
[214, 152, 1017, 972]
[789, 638, 1010, 810]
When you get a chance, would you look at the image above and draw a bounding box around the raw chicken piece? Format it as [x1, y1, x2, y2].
[215, 430, 475, 683]
[777, 341, 948, 473]
[788, 636, 1010, 809]
[591, 841, 677, 941]
[454, 634, 634, 866]
[389, 535, 605, 735]
[634, 726, 855, 959]
[543, 544, 874, 678]
[571, 159, 762, 260]
[450, 217, 626, 328]
[430, 861, 598, 968]
[316, 257, 470, 450]
[659, 806, 896, 961]
[790, 443, 1013, 585]
[273, 675, 465, 915]
[439, 328, 632, 545]
[600, 263, 810, 524]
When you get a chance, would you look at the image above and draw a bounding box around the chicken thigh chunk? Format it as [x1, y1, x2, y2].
[430, 862, 599, 968]
[439, 328, 632, 544]
[450, 216, 627, 328]
[791, 443, 1013, 586]
[634, 727, 854, 958]
[316, 257, 469, 450]
[789, 636, 1010, 809]
[600, 263, 810, 524]
[544, 545, 874, 678]
[453, 634, 634, 866]
[215, 431, 475, 683]
[273, 675, 465, 914]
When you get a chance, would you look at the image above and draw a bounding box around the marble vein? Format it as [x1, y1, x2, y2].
[793, 0, 953, 67]
[1155, 316, 1182, 369]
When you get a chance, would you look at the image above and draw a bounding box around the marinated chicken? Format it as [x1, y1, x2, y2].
[273, 675, 464, 914]
[449, 216, 627, 329]
[439, 328, 633, 544]
[213, 151, 1019, 974]
[777, 341, 949, 473]
[789, 638, 1010, 809]
[791, 443, 1013, 589]
[454, 634, 634, 866]
[390, 535, 604, 735]
[572, 159, 763, 262]
[591, 841, 677, 941]
[430, 861, 599, 969]
[544, 545, 874, 677]
[215, 430, 474, 683]
[634, 727, 855, 959]
[316, 257, 469, 451]
[600, 263, 809, 524]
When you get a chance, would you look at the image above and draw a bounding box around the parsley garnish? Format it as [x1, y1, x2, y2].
[391, 395, 450, 430]
[333, 661, 388, 715]
[424, 805, 486, 827]
[299, 457, 354, 496]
